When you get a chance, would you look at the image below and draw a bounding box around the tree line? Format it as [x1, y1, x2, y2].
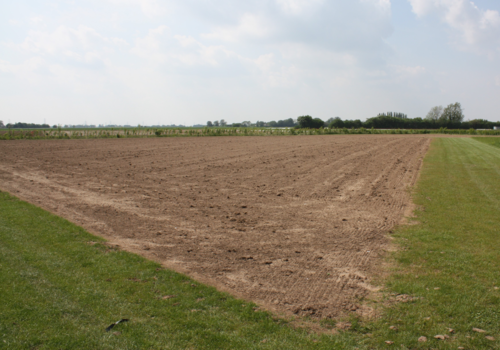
[207, 102, 499, 129]
[1, 122, 51, 129]
[4, 102, 498, 131]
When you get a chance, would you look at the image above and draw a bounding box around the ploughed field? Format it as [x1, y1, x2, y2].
[0, 135, 429, 318]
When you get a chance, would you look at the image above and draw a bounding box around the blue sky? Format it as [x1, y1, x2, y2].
[1, 0, 500, 126]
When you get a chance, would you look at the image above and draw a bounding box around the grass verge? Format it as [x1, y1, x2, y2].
[364, 138, 500, 349]
[472, 136, 500, 149]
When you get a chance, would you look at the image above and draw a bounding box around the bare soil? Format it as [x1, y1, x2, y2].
[0, 135, 430, 318]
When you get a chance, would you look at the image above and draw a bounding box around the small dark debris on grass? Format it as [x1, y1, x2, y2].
[128, 277, 148, 283]
[105, 319, 129, 332]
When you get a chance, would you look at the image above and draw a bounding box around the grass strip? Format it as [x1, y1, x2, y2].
[472, 136, 500, 149]
[365, 138, 500, 349]
[0, 191, 362, 349]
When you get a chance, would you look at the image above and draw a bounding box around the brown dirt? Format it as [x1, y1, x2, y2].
[0, 135, 430, 318]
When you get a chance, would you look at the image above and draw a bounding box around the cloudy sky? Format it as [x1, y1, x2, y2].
[1, 0, 500, 126]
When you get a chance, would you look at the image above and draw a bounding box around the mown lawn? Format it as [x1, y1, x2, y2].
[473, 136, 500, 149]
[1, 137, 500, 349]
[364, 138, 500, 349]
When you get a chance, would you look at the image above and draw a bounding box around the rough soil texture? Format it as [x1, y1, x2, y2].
[0, 135, 430, 318]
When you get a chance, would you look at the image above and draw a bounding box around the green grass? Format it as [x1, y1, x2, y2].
[364, 138, 500, 349]
[473, 136, 500, 149]
[0, 191, 362, 349]
[2, 137, 500, 349]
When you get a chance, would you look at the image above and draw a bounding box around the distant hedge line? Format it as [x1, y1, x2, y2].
[1, 126, 500, 140]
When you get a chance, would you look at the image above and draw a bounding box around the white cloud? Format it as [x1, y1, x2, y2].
[18, 25, 127, 66]
[130, 26, 244, 68]
[30, 16, 44, 25]
[203, 13, 273, 42]
[394, 65, 426, 77]
[0, 57, 52, 86]
[362, 0, 391, 13]
[107, 0, 166, 17]
[409, 0, 500, 54]
[188, 1, 393, 53]
[173, 35, 240, 66]
[275, 0, 325, 16]
[130, 26, 170, 62]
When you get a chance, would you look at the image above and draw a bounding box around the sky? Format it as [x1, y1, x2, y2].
[1, 0, 500, 126]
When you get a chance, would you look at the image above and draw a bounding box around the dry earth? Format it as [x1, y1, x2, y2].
[0, 135, 430, 318]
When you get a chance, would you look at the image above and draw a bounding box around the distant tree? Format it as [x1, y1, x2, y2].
[5, 122, 50, 129]
[268, 121, 277, 127]
[344, 119, 363, 128]
[467, 119, 490, 129]
[441, 102, 464, 123]
[207, 121, 213, 127]
[297, 115, 312, 128]
[297, 115, 324, 129]
[213, 120, 219, 127]
[255, 121, 265, 127]
[0, 120, 4, 128]
[232, 123, 242, 127]
[378, 112, 408, 119]
[328, 117, 344, 128]
[220, 119, 227, 126]
[242, 121, 252, 127]
[275, 118, 295, 127]
[425, 106, 443, 121]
